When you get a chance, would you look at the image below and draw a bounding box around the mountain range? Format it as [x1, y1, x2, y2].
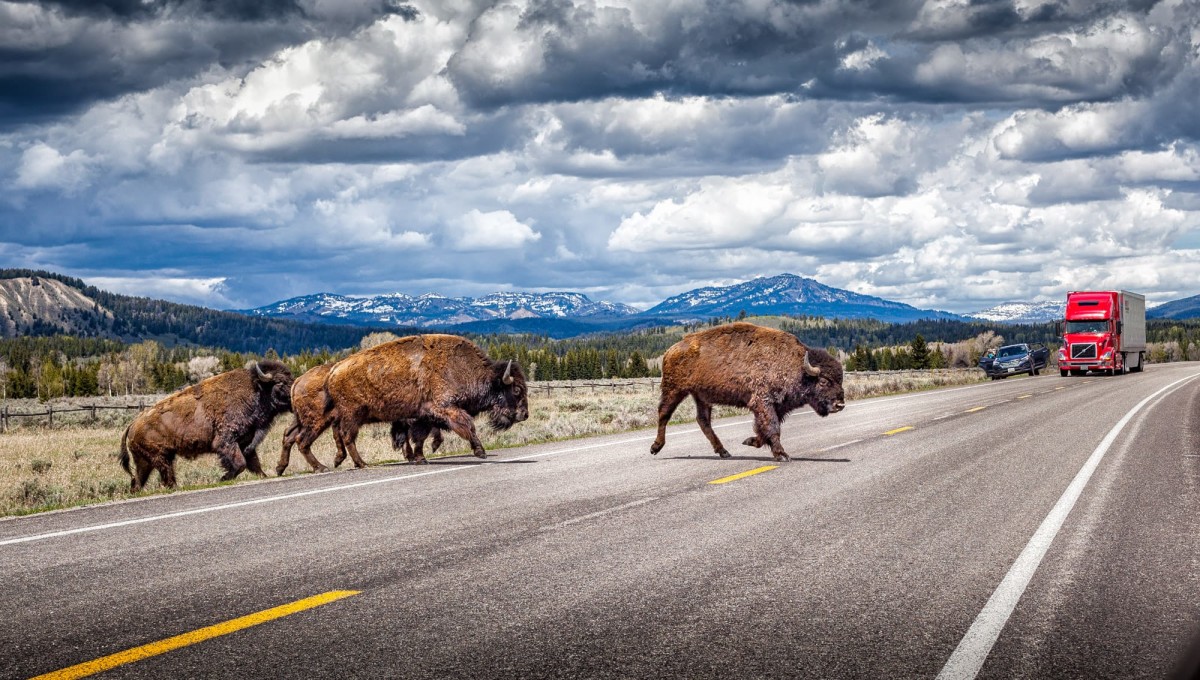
[241, 274, 968, 330]
[2, 269, 1197, 351]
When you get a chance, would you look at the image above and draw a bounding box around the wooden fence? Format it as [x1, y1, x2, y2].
[0, 403, 150, 432]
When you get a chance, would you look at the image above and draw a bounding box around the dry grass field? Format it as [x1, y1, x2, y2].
[0, 370, 986, 517]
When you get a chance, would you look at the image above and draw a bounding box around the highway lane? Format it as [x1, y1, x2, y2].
[3, 363, 1200, 678]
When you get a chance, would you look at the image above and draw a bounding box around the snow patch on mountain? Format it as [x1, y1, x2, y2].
[968, 301, 1065, 324]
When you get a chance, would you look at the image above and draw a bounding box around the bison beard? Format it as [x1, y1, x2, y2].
[323, 334, 529, 465]
[649, 322, 846, 462]
[119, 360, 294, 491]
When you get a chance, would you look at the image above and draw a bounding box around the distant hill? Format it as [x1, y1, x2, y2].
[0, 275, 114, 336]
[1148, 294, 1200, 320]
[968, 301, 1065, 324]
[642, 274, 966, 323]
[0, 270, 387, 354]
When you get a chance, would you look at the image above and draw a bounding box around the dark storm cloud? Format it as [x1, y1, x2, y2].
[26, 0, 305, 20]
[441, 0, 1188, 120]
[447, 0, 923, 108]
[0, 0, 418, 128]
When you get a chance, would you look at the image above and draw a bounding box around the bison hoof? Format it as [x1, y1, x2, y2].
[411, 457, 429, 465]
[650, 441, 664, 455]
[773, 453, 791, 462]
[314, 465, 330, 473]
[473, 450, 488, 459]
[716, 448, 732, 459]
[742, 436, 762, 448]
[275, 468, 287, 477]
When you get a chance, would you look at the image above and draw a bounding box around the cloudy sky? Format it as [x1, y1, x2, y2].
[1, 0, 1198, 313]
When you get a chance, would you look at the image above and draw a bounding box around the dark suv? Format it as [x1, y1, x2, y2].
[980, 343, 1050, 379]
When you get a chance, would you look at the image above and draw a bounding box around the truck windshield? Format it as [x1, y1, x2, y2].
[997, 346, 1027, 358]
[1066, 320, 1108, 333]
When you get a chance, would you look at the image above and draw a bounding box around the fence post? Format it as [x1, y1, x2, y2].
[1, 405, 6, 433]
[48, 406, 53, 428]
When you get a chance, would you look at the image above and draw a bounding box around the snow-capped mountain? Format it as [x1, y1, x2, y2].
[243, 274, 971, 330]
[643, 274, 965, 323]
[968, 301, 1065, 324]
[241, 291, 641, 328]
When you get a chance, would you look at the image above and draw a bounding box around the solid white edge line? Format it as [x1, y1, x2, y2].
[935, 370, 1200, 680]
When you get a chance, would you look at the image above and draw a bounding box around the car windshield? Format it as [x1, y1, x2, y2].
[997, 346, 1027, 358]
[1066, 320, 1109, 333]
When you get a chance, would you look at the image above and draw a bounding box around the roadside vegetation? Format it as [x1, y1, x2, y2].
[0, 369, 987, 517]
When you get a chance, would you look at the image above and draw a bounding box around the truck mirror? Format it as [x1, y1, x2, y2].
[1116, 320, 1123, 334]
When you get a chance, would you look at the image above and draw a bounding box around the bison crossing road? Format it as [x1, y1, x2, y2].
[652, 322, 846, 461]
[120, 324, 843, 489]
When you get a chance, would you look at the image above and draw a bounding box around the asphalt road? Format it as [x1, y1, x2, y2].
[4, 363, 1200, 679]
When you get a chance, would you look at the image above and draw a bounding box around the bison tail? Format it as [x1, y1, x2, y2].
[119, 425, 133, 477]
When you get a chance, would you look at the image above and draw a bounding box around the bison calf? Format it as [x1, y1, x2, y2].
[121, 361, 294, 491]
[650, 322, 845, 461]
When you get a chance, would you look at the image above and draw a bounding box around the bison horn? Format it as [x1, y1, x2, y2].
[802, 352, 821, 377]
[502, 360, 514, 385]
[248, 361, 271, 382]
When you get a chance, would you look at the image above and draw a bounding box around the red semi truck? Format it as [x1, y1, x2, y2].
[1058, 290, 1146, 376]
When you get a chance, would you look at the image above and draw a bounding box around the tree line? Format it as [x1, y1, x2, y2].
[3, 317, 1199, 400]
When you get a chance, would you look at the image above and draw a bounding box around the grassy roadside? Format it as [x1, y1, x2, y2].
[0, 370, 986, 517]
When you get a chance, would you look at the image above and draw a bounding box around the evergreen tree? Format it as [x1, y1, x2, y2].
[909, 334, 930, 369]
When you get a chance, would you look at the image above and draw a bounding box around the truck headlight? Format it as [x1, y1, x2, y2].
[1100, 349, 1113, 361]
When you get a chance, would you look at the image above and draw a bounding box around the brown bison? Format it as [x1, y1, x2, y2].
[650, 322, 845, 461]
[276, 362, 451, 475]
[323, 334, 528, 465]
[120, 360, 294, 491]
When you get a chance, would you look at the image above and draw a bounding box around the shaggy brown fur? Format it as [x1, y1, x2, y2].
[277, 362, 453, 473]
[324, 334, 529, 464]
[650, 322, 845, 461]
[120, 360, 294, 490]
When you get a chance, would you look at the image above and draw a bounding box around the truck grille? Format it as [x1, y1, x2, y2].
[1070, 343, 1097, 359]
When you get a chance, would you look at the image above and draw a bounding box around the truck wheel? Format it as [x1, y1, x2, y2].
[1060, 369, 1068, 377]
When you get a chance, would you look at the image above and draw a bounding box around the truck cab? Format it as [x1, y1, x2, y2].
[1058, 290, 1146, 376]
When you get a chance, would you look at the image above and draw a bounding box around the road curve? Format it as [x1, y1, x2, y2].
[4, 362, 1200, 679]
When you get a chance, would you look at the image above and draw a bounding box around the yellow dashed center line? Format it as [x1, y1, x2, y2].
[709, 465, 779, 485]
[1054, 386, 1067, 390]
[884, 426, 914, 436]
[31, 590, 360, 680]
[1017, 394, 1032, 399]
[965, 406, 987, 413]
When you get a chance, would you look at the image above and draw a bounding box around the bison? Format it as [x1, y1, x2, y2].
[323, 334, 528, 465]
[649, 322, 845, 461]
[276, 361, 451, 475]
[120, 360, 294, 491]
[390, 419, 445, 464]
